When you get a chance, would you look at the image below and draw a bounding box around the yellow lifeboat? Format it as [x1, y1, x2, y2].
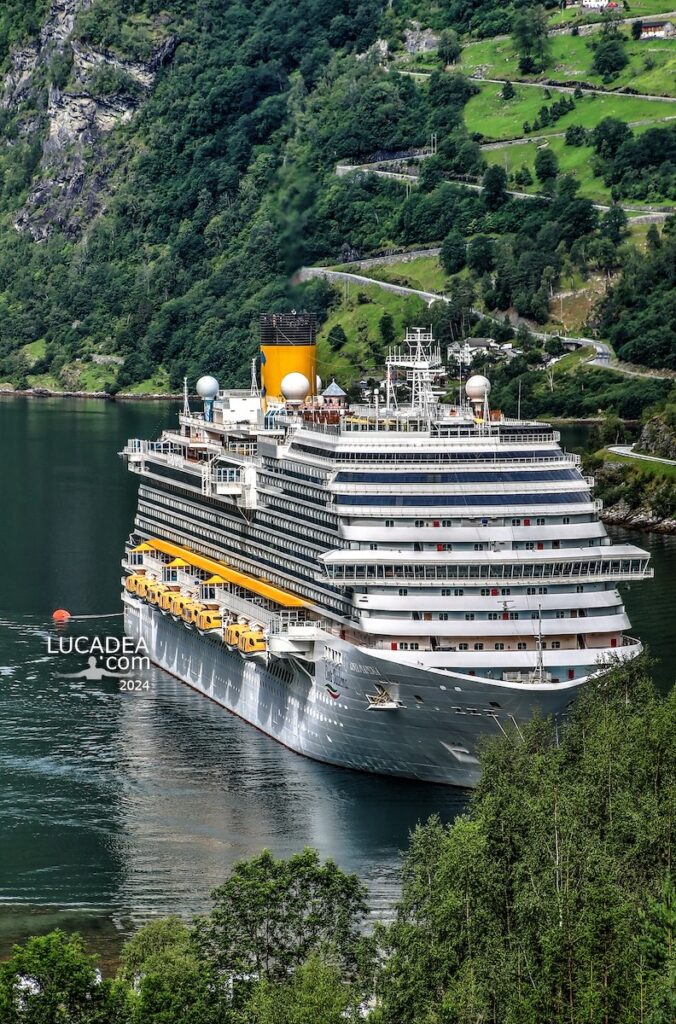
[168, 593, 191, 618]
[182, 601, 204, 626]
[197, 609, 223, 632]
[159, 587, 181, 612]
[147, 583, 169, 606]
[136, 577, 153, 600]
[124, 574, 143, 594]
[238, 629, 267, 657]
[224, 621, 249, 648]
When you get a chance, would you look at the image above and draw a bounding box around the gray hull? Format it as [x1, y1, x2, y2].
[124, 597, 586, 787]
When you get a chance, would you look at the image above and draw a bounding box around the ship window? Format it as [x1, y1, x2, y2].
[454, 589, 464, 596]
[465, 613, 475, 620]
[474, 643, 484, 651]
[517, 642, 527, 650]
[509, 612, 519, 620]
[458, 643, 468, 651]
[576, 584, 584, 592]
[501, 588, 511, 595]
[439, 612, 449, 620]
[552, 641, 561, 649]
[398, 588, 408, 596]
[488, 613, 498, 620]
[537, 517, 545, 525]
[563, 517, 570, 524]
[556, 611, 565, 618]
[512, 519, 521, 525]
[441, 588, 452, 596]
[385, 519, 394, 527]
[495, 642, 505, 650]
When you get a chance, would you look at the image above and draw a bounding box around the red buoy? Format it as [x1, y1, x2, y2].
[52, 609, 71, 622]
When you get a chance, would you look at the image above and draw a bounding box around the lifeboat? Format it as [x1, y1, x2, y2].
[182, 601, 204, 626]
[238, 629, 267, 658]
[124, 574, 143, 594]
[136, 576, 153, 600]
[147, 583, 169, 606]
[168, 593, 192, 619]
[159, 587, 181, 612]
[197, 609, 223, 633]
[224, 621, 249, 649]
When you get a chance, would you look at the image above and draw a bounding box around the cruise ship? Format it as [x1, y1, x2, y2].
[120, 313, 651, 787]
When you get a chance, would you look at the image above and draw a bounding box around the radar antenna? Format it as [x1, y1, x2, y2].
[182, 376, 190, 416]
[250, 357, 260, 398]
[385, 326, 442, 417]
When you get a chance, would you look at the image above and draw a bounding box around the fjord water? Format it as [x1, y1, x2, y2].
[0, 401, 673, 955]
[0, 399, 467, 953]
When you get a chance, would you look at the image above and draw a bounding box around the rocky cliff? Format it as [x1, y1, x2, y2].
[1, 0, 177, 240]
[637, 413, 676, 462]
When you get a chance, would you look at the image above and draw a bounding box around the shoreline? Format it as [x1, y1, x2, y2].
[602, 509, 676, 536]
[0, 388, 181, 402]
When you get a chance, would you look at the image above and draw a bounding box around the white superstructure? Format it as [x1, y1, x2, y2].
[120, 321, 650, 786]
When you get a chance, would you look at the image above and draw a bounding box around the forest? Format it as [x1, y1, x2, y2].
[1, 657, 673, 1023]
[0, 0, 673, 393]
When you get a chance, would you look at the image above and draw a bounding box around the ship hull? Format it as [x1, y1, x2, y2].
[123, 596, 597, 787]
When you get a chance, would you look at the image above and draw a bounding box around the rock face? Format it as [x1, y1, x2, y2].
[1, 0, 178, 240]
[637, 414, 676, 461]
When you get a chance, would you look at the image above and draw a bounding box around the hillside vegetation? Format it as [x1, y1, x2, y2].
[0, 657, 673, 1023]
[0, 0, 673, 396]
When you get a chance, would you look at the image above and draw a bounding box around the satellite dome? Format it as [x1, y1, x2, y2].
[465, 374, 491, 401]
[281, 372, 310, 403]
[196, 375, 220, 400]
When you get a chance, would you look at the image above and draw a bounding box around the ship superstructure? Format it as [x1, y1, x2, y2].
[120, 315, 651, 786]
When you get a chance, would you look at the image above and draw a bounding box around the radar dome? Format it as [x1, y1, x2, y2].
[316, 375, 323, 393]
[281, 372, 310, 403]
[465, 374, 491, 401]
[196, 375, 220, 400]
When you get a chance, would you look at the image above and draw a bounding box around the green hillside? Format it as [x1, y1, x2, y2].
[0, 0, 673, 393]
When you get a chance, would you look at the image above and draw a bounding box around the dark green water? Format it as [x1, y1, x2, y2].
[0, 398, 467, 956]
[0, 402, 672, 958]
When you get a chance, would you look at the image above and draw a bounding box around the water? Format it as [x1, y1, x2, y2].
[0, 403, 672, 958]
[0, 398, 467, 956]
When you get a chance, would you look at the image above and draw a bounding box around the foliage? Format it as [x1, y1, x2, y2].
[591, 36, 629, 79]
[377, 656, 675, 1024]
[0, 930, 119, 1023]
[598, 232, 676, 369]
[511, 4, 550, 72]
[246, 955, 361, 1024]
[535, 146, 558, 183]
[440, 230, 466, 274]
[193, 848, 371, 985]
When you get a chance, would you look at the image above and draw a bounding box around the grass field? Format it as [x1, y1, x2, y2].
[21, 339, 47, 365]
[602, 449, 676, 478]
[459, 33, 676, 98]
[365, 256, 450, 293]
[316, 284, 426, 382]
[464, 80, 675, 141]
[483, 122, 676, 203]
[553, 345, 596, 373]
[547, 1, 676, 28]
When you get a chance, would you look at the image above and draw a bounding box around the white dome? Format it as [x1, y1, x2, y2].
[316, 375, 322, 393]
[196, 375, 220, 400]
[465, 374, 491, 401]
[281, 371, 310, 403]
